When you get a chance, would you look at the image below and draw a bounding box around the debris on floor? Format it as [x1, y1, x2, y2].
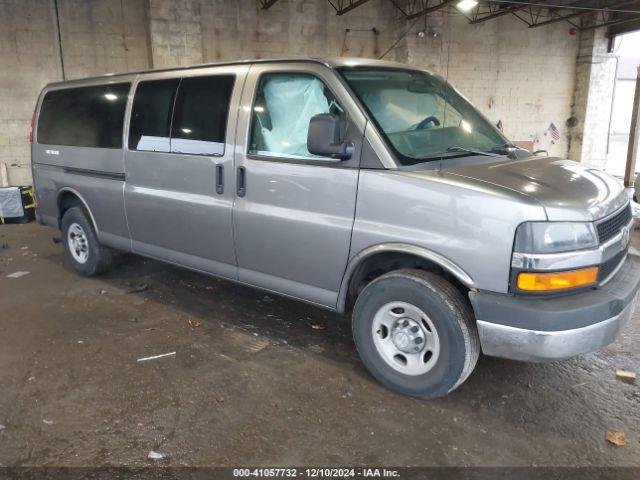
[147, 450, 167, 460]
[187, 319, 203, 329]
[42, 419, 54, 425]
[137, 351, 176, 363]
[311, 323, 327, 331]
[605, 431, 627, 447]
[0, 424, 6, 431]
[6, 271, 30, 278]
[126, 283, 149, 294]
[616, 370, 637, 384]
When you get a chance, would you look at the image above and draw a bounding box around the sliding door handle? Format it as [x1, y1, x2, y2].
[215, 164, 224, 194]
[236, 166, 246, 197]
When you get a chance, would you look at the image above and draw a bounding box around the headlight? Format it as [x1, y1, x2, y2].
[514, 222, 598, 254]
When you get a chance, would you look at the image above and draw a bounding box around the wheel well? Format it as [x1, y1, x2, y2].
[57, 191, 86, 228]
[344, 252, 469, 313]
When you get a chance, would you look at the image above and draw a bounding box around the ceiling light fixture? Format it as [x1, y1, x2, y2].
[456, 0, 478, 11]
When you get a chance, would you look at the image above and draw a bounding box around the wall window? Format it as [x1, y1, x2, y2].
[38, 83, 130, 148]
[129, 79, 179, 152]
[170, 75, 235, 156]
[249, 73, 346, 160]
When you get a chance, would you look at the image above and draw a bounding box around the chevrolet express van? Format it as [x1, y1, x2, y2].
[31, 58, 639, 398]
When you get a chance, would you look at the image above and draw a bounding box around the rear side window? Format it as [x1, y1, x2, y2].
[170, 75, 235, 156]
[38, 83, 130, 148]
[129, 79, 179, 152]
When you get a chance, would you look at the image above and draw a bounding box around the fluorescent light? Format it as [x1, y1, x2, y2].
[181, 128, 192, 134]
[460, 119, 473, 133]
[104, 93, 118, 101]
[456, 0, 478, 11]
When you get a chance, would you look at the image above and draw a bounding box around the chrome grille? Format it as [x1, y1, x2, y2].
[596, 204, 632, 244]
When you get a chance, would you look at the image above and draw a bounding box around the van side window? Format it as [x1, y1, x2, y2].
[38, 83, 130, 148]
[170, 75, 235, 156]
[249, 73, 346, 160]
[129, 79, 179, 152]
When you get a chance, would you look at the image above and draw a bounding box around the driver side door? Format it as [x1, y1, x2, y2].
[232, 63, 367, 308]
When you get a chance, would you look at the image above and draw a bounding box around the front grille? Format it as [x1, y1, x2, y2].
[598, 248, 627, 283]
[596, 204, 632, 244]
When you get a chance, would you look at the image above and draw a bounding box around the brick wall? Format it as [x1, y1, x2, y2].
[0, 0, 608, 187]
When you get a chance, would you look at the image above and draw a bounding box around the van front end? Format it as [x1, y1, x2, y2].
[471, 203, 639, 362]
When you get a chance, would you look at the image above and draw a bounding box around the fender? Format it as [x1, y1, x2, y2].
[337, 243, 475, 313]
[57, 187, 99, 233]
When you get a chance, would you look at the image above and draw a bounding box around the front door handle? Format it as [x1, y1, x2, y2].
[215, 164, 224, 194]
[236, 166, 246, 197]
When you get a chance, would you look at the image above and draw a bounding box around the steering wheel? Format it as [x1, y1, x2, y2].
[415, 116, 441, 130]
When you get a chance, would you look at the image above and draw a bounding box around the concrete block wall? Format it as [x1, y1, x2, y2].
[0, 0, 61, 186]
[402, 13, 579, 157]
[568, 16, 617, 170]
[57, 0, 151, 79]
[0, 0, 151, 187]
[0, 0, 610, 187]
[149, 0, 203, 67]
[195, 0, 398, 62]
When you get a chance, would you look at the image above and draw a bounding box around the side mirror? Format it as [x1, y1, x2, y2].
[307, 113, 353, 160]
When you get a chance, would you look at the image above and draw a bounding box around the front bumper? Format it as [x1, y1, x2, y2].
[470, 254, 640, 362]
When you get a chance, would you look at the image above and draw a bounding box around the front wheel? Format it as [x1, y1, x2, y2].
[61, 207, 113, 277]
[352, 269, 480, 399]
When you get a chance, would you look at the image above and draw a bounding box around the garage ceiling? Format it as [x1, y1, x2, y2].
[258, 0, 640, 34]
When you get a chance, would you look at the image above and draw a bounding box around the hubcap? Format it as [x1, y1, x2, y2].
[371, 301, 440, 376]
[67, 223, 89, 264]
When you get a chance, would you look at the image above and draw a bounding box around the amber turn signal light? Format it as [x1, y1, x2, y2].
[517, 267, 598, 292]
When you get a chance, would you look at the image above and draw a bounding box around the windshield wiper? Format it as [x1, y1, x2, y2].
[446, 146, 503, 158]
[487, 143, 518, 159]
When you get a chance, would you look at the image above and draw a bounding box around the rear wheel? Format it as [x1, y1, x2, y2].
[352, 269, 480, 399]
[61, 207, 113, 277]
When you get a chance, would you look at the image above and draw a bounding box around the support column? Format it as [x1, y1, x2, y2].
[624, 66, 640, 187]
[568, 15, 617, 169]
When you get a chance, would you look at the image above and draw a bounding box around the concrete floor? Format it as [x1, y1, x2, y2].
[0, 222, 639, 467]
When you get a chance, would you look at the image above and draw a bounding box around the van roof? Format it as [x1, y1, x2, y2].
[44, 56, 425, 88]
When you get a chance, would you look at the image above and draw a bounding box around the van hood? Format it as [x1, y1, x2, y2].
[446, 156, 628, 221]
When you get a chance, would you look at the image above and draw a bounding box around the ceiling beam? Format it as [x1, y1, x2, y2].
[259, 0, 280, 9]
[529, 0, 638, 28]
[608, 16, 640, 35]
[388, 0, 455, 19]
[406, 0, 456, 19]
[469, 1, 541, 24]
[327, 0, 373, 15]
[580, 12, 640, 30]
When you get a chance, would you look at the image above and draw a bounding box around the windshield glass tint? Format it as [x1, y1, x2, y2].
[339, 68, 508, 166]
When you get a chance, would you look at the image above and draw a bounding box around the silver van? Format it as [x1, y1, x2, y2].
[31, 58, 640, 398]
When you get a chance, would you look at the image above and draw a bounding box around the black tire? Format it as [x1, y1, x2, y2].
[352, 269, 480, 399]
[61, 207, 113, 277]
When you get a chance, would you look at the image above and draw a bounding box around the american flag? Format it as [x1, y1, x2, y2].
[548, 122, 560, 141]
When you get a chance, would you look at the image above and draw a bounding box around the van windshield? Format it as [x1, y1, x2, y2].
[339, 67, 511, 166]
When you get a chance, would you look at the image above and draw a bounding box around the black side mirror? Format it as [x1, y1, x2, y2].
[307, 113, 353, 160]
